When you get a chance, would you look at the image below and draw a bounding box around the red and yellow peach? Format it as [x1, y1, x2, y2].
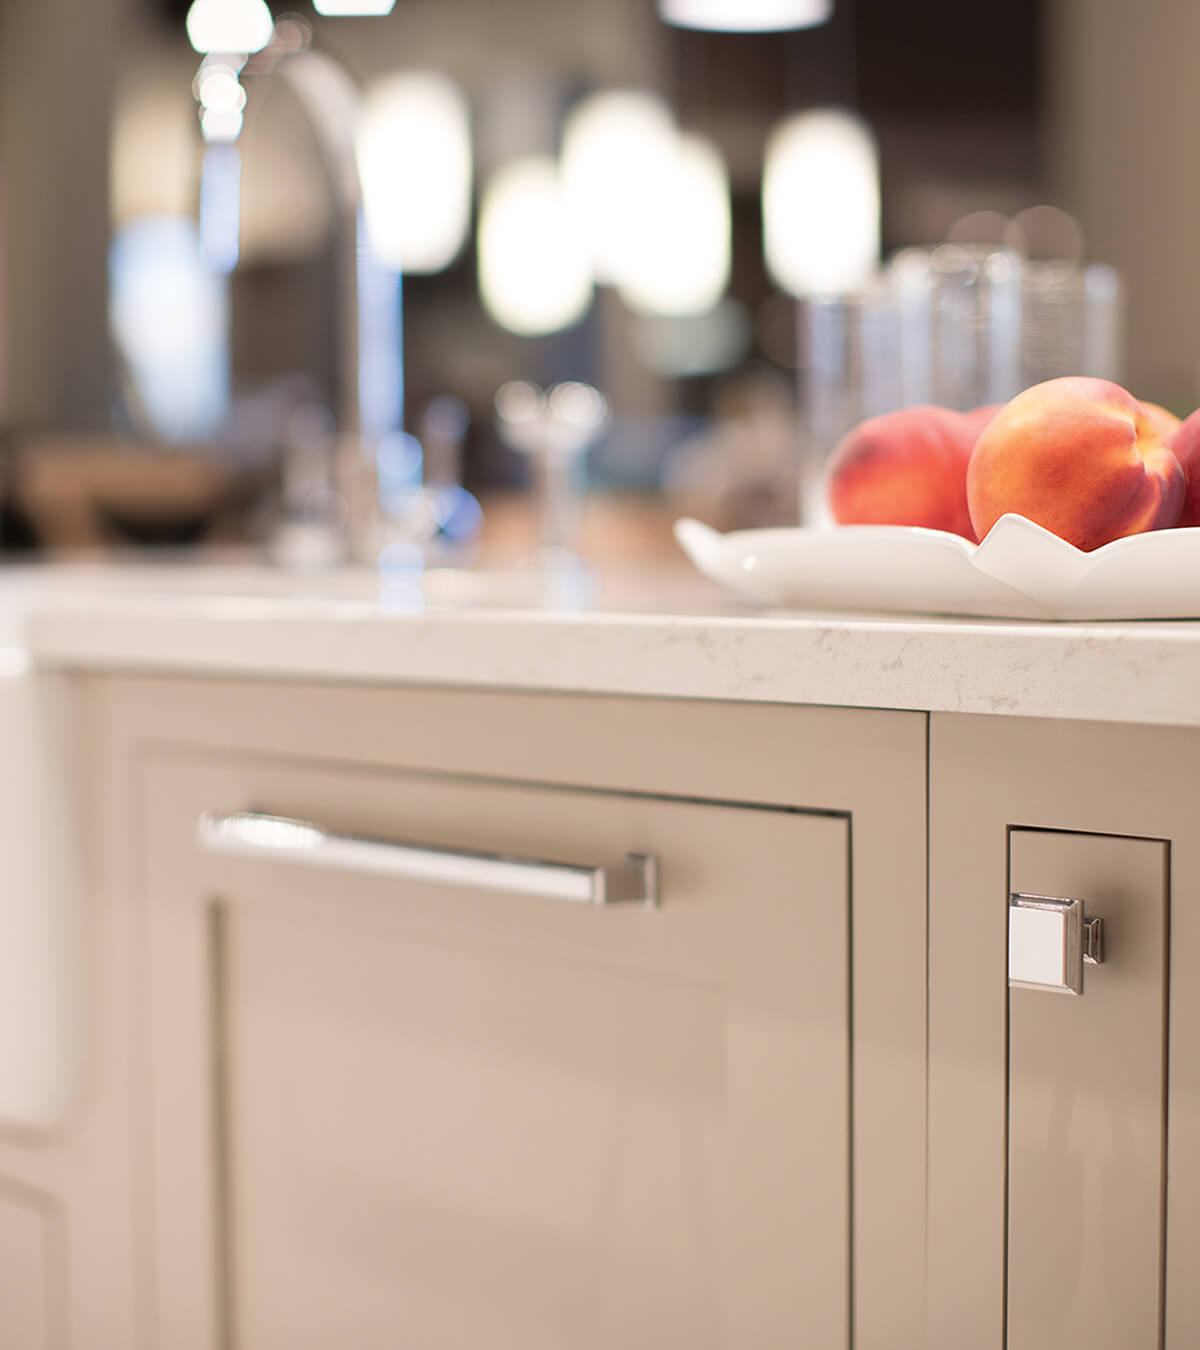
[1168, 408, 1200, 527]
[825, 405, 982, 540]
[966, 377, 1185, 551]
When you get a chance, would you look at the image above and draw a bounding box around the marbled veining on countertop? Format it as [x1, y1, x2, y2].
[3, 562, 1199, 727]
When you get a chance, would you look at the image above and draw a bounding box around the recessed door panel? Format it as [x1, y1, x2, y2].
[145, 754, 853, 1350]
[0, 1186, 54, 1350]
[1008, 829, 1169, 1350]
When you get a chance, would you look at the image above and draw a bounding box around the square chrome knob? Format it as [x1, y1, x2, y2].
[1009, 893, 1104, 995]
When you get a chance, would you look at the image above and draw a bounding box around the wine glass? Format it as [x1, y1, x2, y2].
[494, 380, 609, 574]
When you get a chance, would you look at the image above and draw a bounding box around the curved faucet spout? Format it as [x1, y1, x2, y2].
[195, 26, 405, 564]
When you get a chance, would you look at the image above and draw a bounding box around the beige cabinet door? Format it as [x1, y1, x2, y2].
[929, 714, 1200, 1350]
[140, 751, 852, 1350]
[1007, 830, 1169, 1350]
[0, 1185, 58, 1350]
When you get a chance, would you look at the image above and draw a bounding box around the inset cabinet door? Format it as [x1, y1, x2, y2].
[140, 752, 852, 1350]
[0, 1185, 56, 1350]
[1007, 829, 1169, 1349]
[929, 713, 1200, 1350]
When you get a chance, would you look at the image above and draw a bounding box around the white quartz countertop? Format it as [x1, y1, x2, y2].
[3, 560, 1200, 727]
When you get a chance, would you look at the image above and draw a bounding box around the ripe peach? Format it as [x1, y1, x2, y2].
[966, 377, 1186, 550]
[1141, 400, 1182, 443]
[1169, 408, 1200, 526]
[826, 406, 979, 540]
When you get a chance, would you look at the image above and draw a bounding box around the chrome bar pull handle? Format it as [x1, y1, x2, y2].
[196, 810, 658, 907]
[1009, 892, 1105, 995]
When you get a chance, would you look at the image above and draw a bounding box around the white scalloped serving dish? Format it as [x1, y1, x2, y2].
[674, 514, 1200, 621]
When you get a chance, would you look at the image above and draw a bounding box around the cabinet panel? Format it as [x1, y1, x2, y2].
[104, 679, 928, 1350]
[0, 1185, 56, 1350]
[143, 753, 852, 1349]
[930, 714, 1200, 1350]
[1008, 830, 1169, 1350]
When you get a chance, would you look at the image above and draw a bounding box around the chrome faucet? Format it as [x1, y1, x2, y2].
[192, 16, 402, 565]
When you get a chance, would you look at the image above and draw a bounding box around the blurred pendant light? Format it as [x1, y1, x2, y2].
[617, 134, 730, 317]
[185, 0, 275, 54]
[313, 0, 396, 13]
[560, 91, 729, 314]
[658, 0, 831, 31]
[762, 109, 879, 295]
[560, 90, 678, 286]
[357, 73, 472, 273]
[478, 157, 593, 336]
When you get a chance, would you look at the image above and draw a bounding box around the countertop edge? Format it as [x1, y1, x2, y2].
[22, 601, 1200, 728]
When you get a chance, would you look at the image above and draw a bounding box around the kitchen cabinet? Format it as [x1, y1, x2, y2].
[98, 678, 927, 1350]
[0, 1183, 57, 1350]
[928, 713, 1200, 1350]
[1006, 829, 1169, 1350]
[7, 660, 1195, 1348]
[146, 756, 850, 1349]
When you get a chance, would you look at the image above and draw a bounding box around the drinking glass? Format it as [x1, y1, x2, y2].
[1019, 261, 1122, 387]
[797, 278, 905, 526]
[494, 380, 609, 570]
[891, 244, 1024, 412]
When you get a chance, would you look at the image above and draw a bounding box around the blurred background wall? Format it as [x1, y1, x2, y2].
[1047, 0, 1200, 410]
[0, 0, 121, 432]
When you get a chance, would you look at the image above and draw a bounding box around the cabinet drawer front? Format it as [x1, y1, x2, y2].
[143, 753, 851, 1350]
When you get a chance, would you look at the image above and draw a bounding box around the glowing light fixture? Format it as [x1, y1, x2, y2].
[357, 73, 472, 273]
[762, 109, 879, 296]
[560, 90, 678, 286]
[200, 106, 245, 143]
[617, 133, 730, 317]
[185, 0, 274, 54]
[478, 157, 592, 336]
[313, 0, 396, 12]
[195, 61, 247, 142]
[658, 0, 831, 31]
[196, 66, 246, 113]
